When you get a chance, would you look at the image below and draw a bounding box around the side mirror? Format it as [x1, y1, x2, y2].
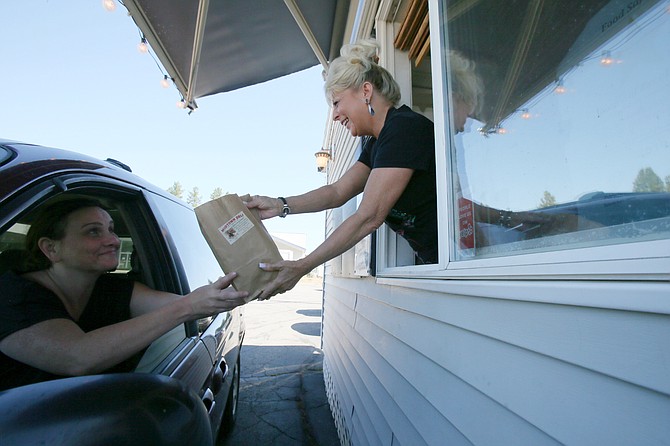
[0, 373, 213, 446]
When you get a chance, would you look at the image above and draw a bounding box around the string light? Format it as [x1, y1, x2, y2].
[160, 75, 171, 88]
[478, 125, 506, 136]
[521, 109, 531, 120]
[554, 80, 566, 94]
[177, 100, 186, 109]
[102, 0, 116, 12]
[137, 37, 149, 54]
[600, 50, 614, 66]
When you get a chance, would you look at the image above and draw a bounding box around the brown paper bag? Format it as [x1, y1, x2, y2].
[195, 194, 282, 301]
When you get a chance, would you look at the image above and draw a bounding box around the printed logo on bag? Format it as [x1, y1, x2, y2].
[218, 212, 254, 245]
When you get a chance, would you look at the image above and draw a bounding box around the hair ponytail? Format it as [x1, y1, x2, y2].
[325, 39, 401, 106]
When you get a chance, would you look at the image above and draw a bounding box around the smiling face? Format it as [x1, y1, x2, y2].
[46, 206, 121, 273]
[331, 86, 370, 137]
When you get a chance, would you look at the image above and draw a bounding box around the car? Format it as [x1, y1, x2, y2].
[0, 139, 244, 445]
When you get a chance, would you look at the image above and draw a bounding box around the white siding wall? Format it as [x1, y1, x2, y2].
[320, 3, 670, 444]
[322, 276, 670, 446]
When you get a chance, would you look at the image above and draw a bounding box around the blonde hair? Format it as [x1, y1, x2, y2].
[449, 50, 484, 115]
[325, 39, 401, 106]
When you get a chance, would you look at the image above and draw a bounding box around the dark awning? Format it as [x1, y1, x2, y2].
[123, 0, 349, 110]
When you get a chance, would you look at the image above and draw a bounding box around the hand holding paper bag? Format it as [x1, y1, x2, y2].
[195, 194, 283, 301]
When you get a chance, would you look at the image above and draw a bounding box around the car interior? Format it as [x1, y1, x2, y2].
[0, 195, 136, 276]
[0, 191, 188, 374]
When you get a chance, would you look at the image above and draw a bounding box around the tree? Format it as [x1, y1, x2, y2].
[186, 187, 202, 208]
[538, 190, 557, 208]
[167, 181, 184, 199]
[632, 167, 664, 192]
[665, 175, 670, 192]
[210, 187, 224, 200]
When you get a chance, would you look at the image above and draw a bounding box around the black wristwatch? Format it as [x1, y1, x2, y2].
[278, 197, 290, 218]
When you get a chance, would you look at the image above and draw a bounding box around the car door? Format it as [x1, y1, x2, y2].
[0, 173, 215, 399]
[144, 190, 242, 433]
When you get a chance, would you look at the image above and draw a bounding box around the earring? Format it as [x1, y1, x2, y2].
[366, 98, 375, 116]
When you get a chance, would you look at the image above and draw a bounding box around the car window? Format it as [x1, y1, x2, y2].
[0, 202, 139, 277]
[145, 192, 226, 334]
[0, 188, 189, 373]
[0, 146, 13, 166]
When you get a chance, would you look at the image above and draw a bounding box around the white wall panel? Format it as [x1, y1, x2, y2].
[322, 277, 670, 446]
[325, 285, 391, 445]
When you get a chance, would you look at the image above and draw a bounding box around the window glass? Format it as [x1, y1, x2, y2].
[0, 223, 28, 251]
[442, 0, 670, 260]
[0, 146, 13, 166]
[149, 194, 223, 287]
[148, 194, 225, 333]
[115, 238, 134, 271]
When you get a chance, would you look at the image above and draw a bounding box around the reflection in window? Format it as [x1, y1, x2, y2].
[442, 0, 670, 259]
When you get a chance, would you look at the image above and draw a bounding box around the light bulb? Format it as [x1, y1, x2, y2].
[177, 100, 186, 109]
[600, 51, 614, 66]
[496, 127, 507, 135]
[137, 39, 149, 54]
[554, 81, 566, 94]
[521, 109, 531, 119]
[102, 0, 116, 12]
[160, 76, 171, 88]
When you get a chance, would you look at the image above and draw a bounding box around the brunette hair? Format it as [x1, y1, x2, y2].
[24, 197, 106, 271]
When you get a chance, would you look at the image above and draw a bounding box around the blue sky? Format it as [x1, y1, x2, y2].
[0, 0, 329, 252]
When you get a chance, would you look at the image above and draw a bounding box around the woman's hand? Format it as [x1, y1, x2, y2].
[185, 272, 249, 317]
[257, 260, 310, 300]
[0, 273, 248, 377]
[244, 195, 283, 220]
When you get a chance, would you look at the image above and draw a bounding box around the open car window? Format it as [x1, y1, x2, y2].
[0, 189, 188, 373]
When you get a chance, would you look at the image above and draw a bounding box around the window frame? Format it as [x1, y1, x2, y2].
[372, 0, 670, 282]
[0, 173, 202, 374]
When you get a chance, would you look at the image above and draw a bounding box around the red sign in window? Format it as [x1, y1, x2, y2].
[458, 197, 475, 250]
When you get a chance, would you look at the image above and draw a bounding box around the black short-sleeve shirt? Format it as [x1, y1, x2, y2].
[0, 271, 136, 391]
[358, 105, 437, 263]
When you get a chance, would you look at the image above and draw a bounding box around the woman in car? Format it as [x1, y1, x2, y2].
[0, 197, 249, 391]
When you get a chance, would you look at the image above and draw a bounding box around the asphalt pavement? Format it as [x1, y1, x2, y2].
[219, 277, 340, 446]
